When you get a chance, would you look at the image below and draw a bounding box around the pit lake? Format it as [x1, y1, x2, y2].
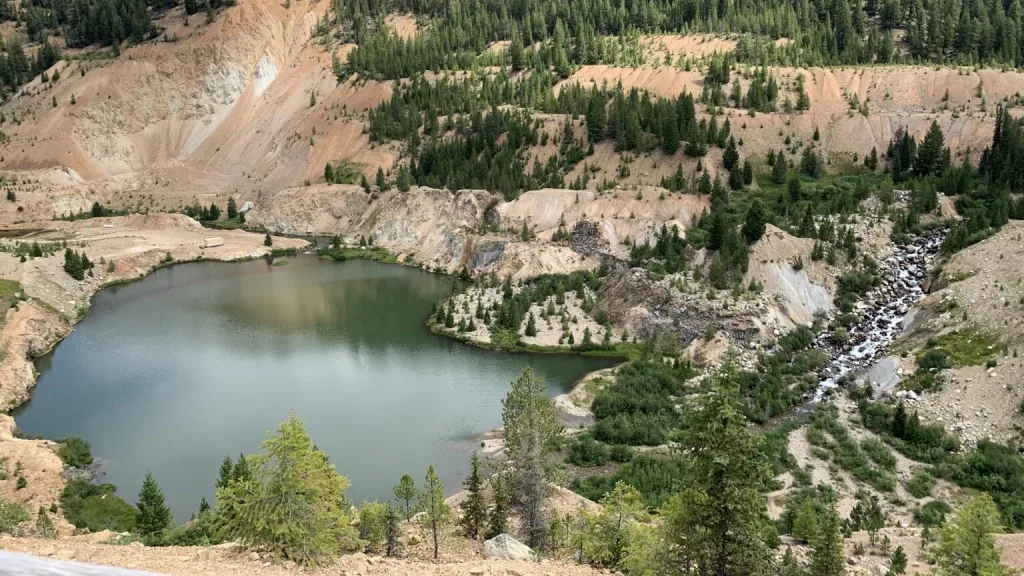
[15, 256, 617, 520]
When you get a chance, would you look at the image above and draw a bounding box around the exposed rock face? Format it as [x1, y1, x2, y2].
[597, 268, 762, 347]
[482, 534, 534, 561]
[570, 219, 604, 255]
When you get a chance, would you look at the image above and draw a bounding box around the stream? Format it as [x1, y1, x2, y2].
[813, 230, 945, 399]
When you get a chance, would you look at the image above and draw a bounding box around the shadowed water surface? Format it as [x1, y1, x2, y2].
[16, 256, 616, 519]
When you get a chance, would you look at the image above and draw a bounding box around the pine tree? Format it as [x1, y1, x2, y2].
[264, 234, 272, 247]
[216, 456, 233, 489]
[509, 24, 525, 71]
[742, 199, 767, 243]
[793, 500, 819, 543]
[586, 482, 648, 567]
[325, 162, 335, 183]
[892, 401, 908, 438]
[486, 475, 510, 538]
[231, 453, 251, 481]
[394, 474, 416, 520]
[502, 368, 561, 461]
[376, 167, 386, 190]
[662, 110, 680, 154]
[772, 150, 788, 183]
[136, 471, 172, 542]
[418, 465, 452, 560]
[679, 357, 773, 576]
[914, 120, 946, 177]
[524, 312, 537, 336]
[866, 147, 879, 170]
[742, 159, 754, 185]
[459, 452, 488, 539]
[36, 507, 56, 538]
[890, 545, 908, 574]
[384, 504, 402, 557]
[810, 503, 845, 576]
[226, 197, 237, 219]
[934, 494, 1009, 576]
[723, 136, 739, 170]
[215, 414, 360, 565]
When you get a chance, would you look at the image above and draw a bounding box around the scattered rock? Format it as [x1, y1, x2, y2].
[482, 533, 534, 561]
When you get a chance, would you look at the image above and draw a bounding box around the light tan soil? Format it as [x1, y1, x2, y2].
[903, 220, 1024, 445]
[0, 533, 607, 575]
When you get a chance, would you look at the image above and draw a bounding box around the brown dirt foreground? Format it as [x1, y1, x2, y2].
[0, 536, 605, 576]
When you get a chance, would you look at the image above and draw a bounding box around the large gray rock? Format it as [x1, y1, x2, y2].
[482, 533, 533, 560]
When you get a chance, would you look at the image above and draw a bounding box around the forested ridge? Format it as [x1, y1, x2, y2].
[325, 0, 1024, 81]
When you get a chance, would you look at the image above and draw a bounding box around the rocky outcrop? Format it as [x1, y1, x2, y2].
[570, 219, 604, 255]
[482, 534, 534, 561]
[598, 268, 763, 347]
[0, 302, 68, 411]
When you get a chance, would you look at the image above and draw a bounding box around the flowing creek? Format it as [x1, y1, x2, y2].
[813, 231, 944, 399]
[14, 257, 617, 520]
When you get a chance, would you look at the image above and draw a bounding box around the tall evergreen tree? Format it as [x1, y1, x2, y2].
[136, 471, 172, 541]
[914, 120, 946, 177]
[216, 456, 233, 489]
[459, 453, 488, 539]
[486, 475, 510, 538]
[384, 504, 402, 557]
[679, 356, 773, 576]
[418, 465, 452, 560]
[810, 503, 845, 576]
[742, 199, 767, 243]
[934, 494, 1009, 576]
[394, 474, 417, 520]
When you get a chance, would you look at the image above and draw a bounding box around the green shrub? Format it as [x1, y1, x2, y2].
[906, 468, 936, 498]
[913, 500, 952, 527]
[571, 455, 684, 508]
[566, 436, 610, 467]
[861, 438, 897, 471]
[592, 413, 670, 446]
[57, 437, 94, 469]
[609, 444, 634, 463]
[0, 497, 29, 534]
[60, 480, 136, 533]
[937, 440, 1024, 529]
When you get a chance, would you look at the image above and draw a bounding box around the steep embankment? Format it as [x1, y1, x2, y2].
[901, 220, 1024, 446]
[245, 185, 714, 278]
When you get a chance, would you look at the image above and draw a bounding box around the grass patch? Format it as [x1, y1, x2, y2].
[0, 496, 29, 534]
[926, 329, 999, 367]
[318, 245, 398, 263]
[0, 279, 20, 298]
[903, 328, 1000, 392]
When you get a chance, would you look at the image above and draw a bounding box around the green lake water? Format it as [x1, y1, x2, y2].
[15, 256, 616, 520]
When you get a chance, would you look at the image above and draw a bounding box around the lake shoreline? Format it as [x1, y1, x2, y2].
[14, 250, 617, 516]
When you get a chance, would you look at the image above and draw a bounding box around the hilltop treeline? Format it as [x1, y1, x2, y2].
[328, 0, 1024, 79]
[6, 0, 155, 47]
